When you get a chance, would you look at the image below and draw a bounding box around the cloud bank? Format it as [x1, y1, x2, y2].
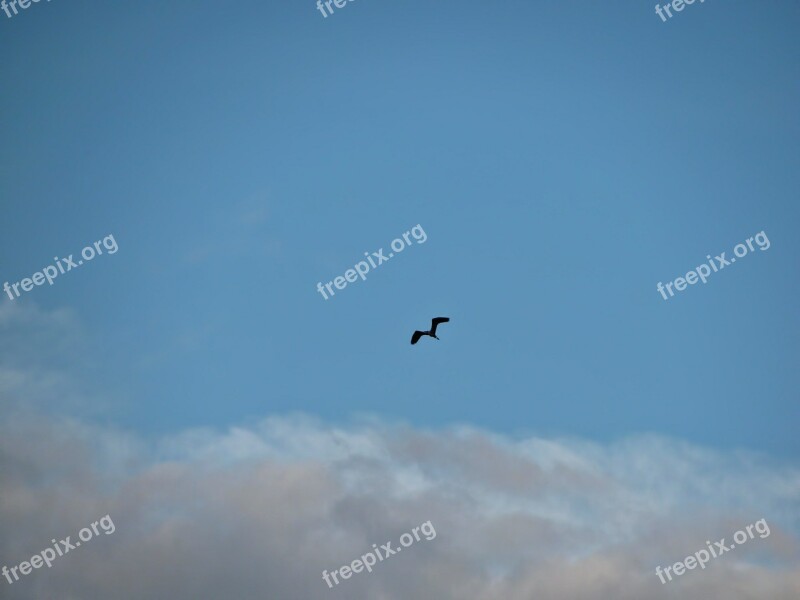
[1, 302, 798, 599]
[1, 414, 799, 599]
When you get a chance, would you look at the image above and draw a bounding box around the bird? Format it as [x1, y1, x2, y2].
[410, 317, 450, 345]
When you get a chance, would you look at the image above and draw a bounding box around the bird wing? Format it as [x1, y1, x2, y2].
[410, 331, 425, 345]
[429, 317, 450, 336]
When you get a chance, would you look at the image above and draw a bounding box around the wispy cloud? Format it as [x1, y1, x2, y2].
[0, 301, 93, 415]
[180, 192, 280, 266]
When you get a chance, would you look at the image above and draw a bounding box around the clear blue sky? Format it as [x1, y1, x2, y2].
[1, 0, 798, 456]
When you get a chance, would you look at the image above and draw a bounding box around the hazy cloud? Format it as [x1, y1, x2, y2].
[1, 305, 798, 599]
[1, 414, 799, 599]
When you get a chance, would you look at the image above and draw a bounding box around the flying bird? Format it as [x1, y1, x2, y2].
[410, 317, 450, 345]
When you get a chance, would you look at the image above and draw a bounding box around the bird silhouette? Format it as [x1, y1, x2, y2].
[411, 317, 450, 345]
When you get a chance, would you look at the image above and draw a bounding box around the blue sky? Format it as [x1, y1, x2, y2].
[2, 2, 800, 599]
[1, 0, 798, 460]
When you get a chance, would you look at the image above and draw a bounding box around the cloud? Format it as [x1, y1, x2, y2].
[180, 192, 281, 266]
[0, 301, 95, 415]
[1, 304, 798, 599]
[0, 301, 125, 424]
[1, 414, 799, 600]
